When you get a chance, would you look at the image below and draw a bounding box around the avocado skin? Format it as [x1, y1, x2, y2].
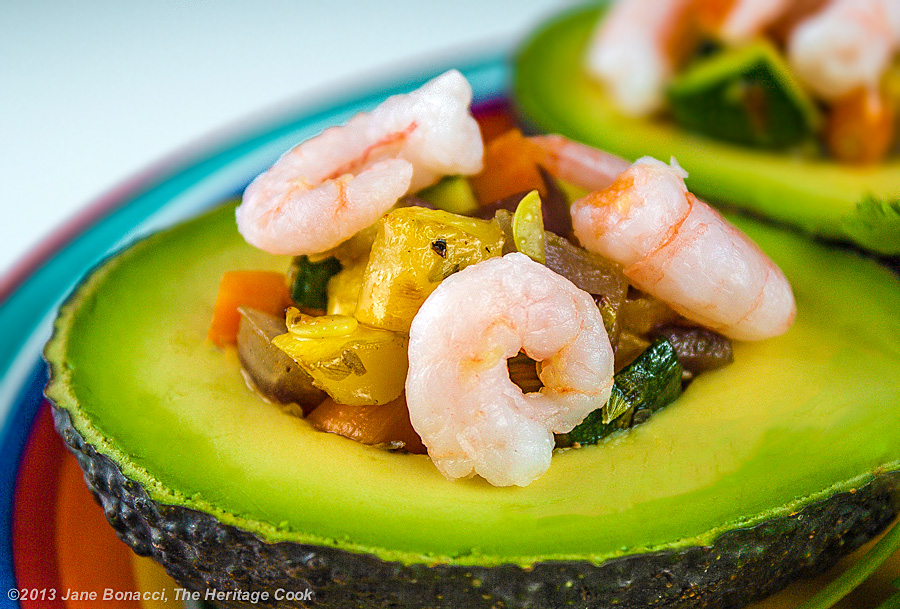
[52, 405, 898, 609]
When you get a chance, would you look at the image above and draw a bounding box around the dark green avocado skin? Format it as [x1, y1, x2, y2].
[51, 405, 899, 609]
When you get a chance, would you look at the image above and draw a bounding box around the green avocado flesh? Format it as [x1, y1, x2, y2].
[513, 4, 900, 254]
[44, 202, 900, 570]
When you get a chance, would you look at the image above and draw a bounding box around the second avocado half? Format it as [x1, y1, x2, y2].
[513, 4, 900, 255]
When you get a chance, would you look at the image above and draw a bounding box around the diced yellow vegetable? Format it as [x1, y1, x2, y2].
[285, 308, 359, 338]
[273, 313, 408, 406]
[512, 190, 546, 263]
[326, 257, 368, 317]
[356, 207, 505, 332]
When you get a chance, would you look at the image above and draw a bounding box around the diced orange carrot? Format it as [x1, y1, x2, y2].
[469, 129, 548, 205]
[826, 87, 895, 165]
[476, 104, 519, 144]
[306, 394, 427, 454]
[208, 270, 292, 347]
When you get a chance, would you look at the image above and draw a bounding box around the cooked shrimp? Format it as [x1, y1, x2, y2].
[585, 0, 792, 115]
[529, 134, 631, 192]
[405, 253, 614, 487]
[571, 157, 796, 341]
[585, 0, 693, 116]
[787, 0, 900, 100]
[236, 70, 484, 256]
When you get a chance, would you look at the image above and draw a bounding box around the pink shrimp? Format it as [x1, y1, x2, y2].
[405, 253, 614, 487]
[571, 157, 796, 341]
[585, 0, 693, 116]
[236, 70, 484, 256]
[787, 0, 900, 100]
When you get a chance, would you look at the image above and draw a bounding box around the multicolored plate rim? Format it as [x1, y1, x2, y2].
[0, 56, 509, 608]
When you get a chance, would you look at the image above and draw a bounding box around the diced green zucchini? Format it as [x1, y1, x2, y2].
[355, 207, 504, 332]
[667, 41, 820, 149]
[558, 338, 683, 447]
[288, 255, 342, 310]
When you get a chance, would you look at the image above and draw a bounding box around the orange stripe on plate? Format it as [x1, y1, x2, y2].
[12, 403, 67, 609]
[55, 444, 143, 608]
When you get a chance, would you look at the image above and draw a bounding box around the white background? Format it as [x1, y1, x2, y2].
[0, 0, 574, 285]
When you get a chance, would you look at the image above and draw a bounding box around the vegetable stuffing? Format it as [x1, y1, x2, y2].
[212, 69, 795, 486]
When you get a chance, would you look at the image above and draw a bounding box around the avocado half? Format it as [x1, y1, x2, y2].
[513, 4, 900, 255]
[44, 202, 900, 608]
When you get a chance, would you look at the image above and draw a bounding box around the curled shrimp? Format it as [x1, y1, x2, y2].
[571, 157, 796, 341]
[585, 0, 792, 115]
[236, 70, 484, 256]
[787, 0, 900, 100]
[405, 253, 614, 487]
